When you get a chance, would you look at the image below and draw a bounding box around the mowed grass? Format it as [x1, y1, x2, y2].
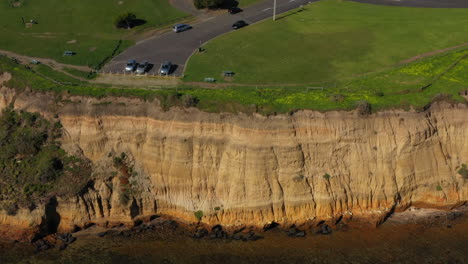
[184, 0, 468, 84]
[2, 46, 467, 114]
[0, 0, 188, 67]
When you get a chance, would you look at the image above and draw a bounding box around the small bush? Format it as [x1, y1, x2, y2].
[436, 185, 443, 191]
[194, 210, 204, 221]
[214, 207, 221, 211]
[193, 0, 223, 9]
[458, 164, 468, 180]
[293, 175, 305, 182]
[323, 173, 331, 180]
[181, 94, 199, 108]
[329, 93, 345, 102]
[356, 100, 371, 115]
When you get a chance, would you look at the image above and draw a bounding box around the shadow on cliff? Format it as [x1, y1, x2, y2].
[33, 197, 61, 242]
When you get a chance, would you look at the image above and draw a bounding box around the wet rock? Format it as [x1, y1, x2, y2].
[193, 228, 208, 239]
[244, 230, 262, 241]
[232, 233, 243, 240]
[59, 243, 68, 251]
[33, 239, 53, 252]
[57, 233, 76, 244]
[263, 222, 280, 232]
[447, 212, 463, 221]
[97, 231, 108, 237]
[209, 225, 228, 239]
[133, 219, 143, 227]
[317, 224, 332, 235]
[295, 231, 306, 237]
[211, 224, 223, 232]
[149, 215, 159, 221]
[286, 226, 306, 237]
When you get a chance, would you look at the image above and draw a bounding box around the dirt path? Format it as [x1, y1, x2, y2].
[0, 49, 93, 82]
[0, 49, 92, 72]
[399, 42, 468, 64]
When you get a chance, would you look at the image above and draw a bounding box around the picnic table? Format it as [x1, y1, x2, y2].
[223, 71, 234, 77]
[63, 51, 75, 56]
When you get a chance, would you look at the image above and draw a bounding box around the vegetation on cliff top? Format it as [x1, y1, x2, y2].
[0, 107, 91, 215]
[0, 45, 467, 114]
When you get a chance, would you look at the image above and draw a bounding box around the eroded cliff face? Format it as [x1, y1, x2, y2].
[0, 86, 467, 235]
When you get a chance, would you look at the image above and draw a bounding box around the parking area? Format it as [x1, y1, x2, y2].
[102, 0, 316, 77]
[102, 0, 468, 77]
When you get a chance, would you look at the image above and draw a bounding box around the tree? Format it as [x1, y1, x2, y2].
[114, 12, 137, 29]
[193, 0, 223, 9]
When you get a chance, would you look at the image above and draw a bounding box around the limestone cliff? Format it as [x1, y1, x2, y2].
[0, 86, 467, 236]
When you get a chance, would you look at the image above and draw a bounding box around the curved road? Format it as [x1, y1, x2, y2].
[103, 0, 468, 76]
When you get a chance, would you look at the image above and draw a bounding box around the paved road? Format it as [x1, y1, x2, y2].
[103, 0, 317, 76]
[103, 0, 468, 76]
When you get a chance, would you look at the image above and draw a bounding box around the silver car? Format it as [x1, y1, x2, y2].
[172, 24, 191, 33]
[125, 59, 137, 72]
[136, 61, 148, 74]
[160, 61, 172, 75]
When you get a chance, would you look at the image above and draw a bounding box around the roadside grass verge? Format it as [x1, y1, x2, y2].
[33, 64, 86, 85]
[1, 47, 466, 114]
[0, 0, 188, 68]
[184, 0, 468, 84]
[63, 67, 97, 80]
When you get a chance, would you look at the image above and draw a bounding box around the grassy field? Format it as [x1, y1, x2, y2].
[0, 0, 188, 68]
[1, 44, 467, 113]
[184, 0, 468, 84]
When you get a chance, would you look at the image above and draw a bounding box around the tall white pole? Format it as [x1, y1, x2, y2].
[273, 0, 277, 21]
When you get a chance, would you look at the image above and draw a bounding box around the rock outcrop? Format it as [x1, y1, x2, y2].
[0, 87, 467, 236]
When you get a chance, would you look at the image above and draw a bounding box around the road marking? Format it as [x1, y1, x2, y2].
[262, 7, 272, 11]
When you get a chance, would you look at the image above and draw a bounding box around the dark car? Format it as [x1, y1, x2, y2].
[228, 7, 242, 14]
[232, 20, 247, 29]
[160, 61, 172, 75]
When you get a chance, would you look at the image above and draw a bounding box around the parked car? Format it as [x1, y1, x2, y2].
[228, 7, 242, 14]
[136, 61, 148, 74]
[232, 20, 247, 29]
[173, 24, 192, 33]
[160, 61, 172, 75]
[125, 59, 137, 72]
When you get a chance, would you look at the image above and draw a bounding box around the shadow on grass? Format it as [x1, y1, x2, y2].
[276, 8, 306, 21]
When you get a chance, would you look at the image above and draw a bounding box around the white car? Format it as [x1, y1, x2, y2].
[136, 61, 148, 74]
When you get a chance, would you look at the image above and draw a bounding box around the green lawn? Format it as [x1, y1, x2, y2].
[0, 0, 188, 68]
[2, 45, 467, 113]
[184, 0, 468, 84]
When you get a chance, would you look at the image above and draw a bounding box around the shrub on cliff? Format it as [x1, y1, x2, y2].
[458, 164, 468, 180]
[194, 210, 203, 221]
[0, 107, 91, 214]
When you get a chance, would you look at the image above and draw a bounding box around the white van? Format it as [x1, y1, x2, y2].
[173, 24, 192, 33]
